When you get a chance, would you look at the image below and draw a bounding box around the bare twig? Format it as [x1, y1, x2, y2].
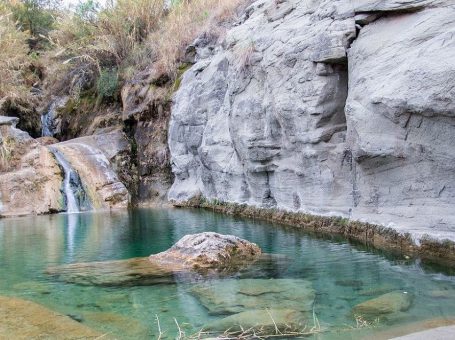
[266, 308, 283, 335]
[174, 317, 185, 339]
[155, 314, 164, 340]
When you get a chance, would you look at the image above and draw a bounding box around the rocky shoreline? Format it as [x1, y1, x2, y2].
[174, 198, 455, 266]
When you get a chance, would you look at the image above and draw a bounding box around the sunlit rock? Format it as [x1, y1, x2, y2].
[149, 232, 262, 273]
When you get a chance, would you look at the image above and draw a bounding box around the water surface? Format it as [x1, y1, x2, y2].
[1, 208, 455, 339]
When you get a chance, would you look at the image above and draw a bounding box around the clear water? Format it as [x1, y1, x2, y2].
[1, 208, 455, 339]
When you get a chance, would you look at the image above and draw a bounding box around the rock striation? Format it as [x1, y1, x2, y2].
[168, 0, 455, 242]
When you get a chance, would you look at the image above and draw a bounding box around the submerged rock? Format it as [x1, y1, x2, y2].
[353, 291, 413, 320]
[46, 257, 175, 286]
[0, 295, 102, 339]
[82, 311, 150, 339]
[149, 232, 262, 273]
[190, 278, 315, 315]
[12, 280, 52, 295]
[335, 279, 364, 288]
[203, 309, 307, 335]
[47, 233, 262, 286]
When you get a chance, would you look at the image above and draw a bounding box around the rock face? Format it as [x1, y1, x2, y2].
[0, 120, 130, 215]
[168, 0, 455, 242]
[122, 72, 172, 204]
[0, 116, 64, 216]
[0, 295, 102, 339]
[150, 232, 261, 272]
[51, 131, 131, 210]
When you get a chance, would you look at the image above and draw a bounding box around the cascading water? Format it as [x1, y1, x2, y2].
[41, 101, 57, 137]
[49, 148, 91, 213]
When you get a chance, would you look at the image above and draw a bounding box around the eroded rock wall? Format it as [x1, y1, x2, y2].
[0, 117, 63, 216]
[168, 0, 455, 241]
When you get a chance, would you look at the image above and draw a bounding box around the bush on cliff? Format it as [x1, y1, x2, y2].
[0, 0, 246, 120]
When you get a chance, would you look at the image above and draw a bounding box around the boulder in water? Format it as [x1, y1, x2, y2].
[47, 233, 262, 286]
[352, 291, 413, 320]
[191, 278, 315, 315]
[149, 232, 262, 273]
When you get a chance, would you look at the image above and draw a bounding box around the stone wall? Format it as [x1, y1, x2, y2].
[168, 0, 455, 242]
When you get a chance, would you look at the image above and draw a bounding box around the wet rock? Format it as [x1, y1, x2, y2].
[0, 295, 102, 339]
[335, 279, 364, 288]
[12, 281, 52, 295]
[82, 311, 150, 339]
[46, 257, 175, 286]
[427, 289, 455, 299]
[191, 278, 315, 315]
[359, 284, 398, 296]
[149, 232, 262, 273]
[353, 291, 413, 320]
[67, 314, 84, 323]
[52, 131, 130, 210]
[47, 233, 262, 286]
[203, 309, 307, 335]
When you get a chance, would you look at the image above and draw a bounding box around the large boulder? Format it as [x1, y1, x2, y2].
[149, 232, 262, 273]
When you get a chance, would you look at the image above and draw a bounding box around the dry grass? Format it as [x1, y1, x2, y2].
[150, 0, 246, 77]
[1, 0, 248, 113]
[0, 5, 30, 100]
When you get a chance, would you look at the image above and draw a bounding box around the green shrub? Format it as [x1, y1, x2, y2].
[11, 0, 56, 37]
[96, 68, 119, 102]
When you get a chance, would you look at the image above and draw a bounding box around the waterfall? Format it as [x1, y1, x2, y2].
[50, 148, 91, 213]
[41, 101, 57, 137]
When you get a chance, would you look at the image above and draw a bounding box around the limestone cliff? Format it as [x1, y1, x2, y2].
[168, 0, 455, 242]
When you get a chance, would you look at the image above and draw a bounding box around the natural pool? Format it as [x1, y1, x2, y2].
[1, 208, 455, 339]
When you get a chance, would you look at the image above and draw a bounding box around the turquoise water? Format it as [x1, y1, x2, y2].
[1, 208, 455, 339]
